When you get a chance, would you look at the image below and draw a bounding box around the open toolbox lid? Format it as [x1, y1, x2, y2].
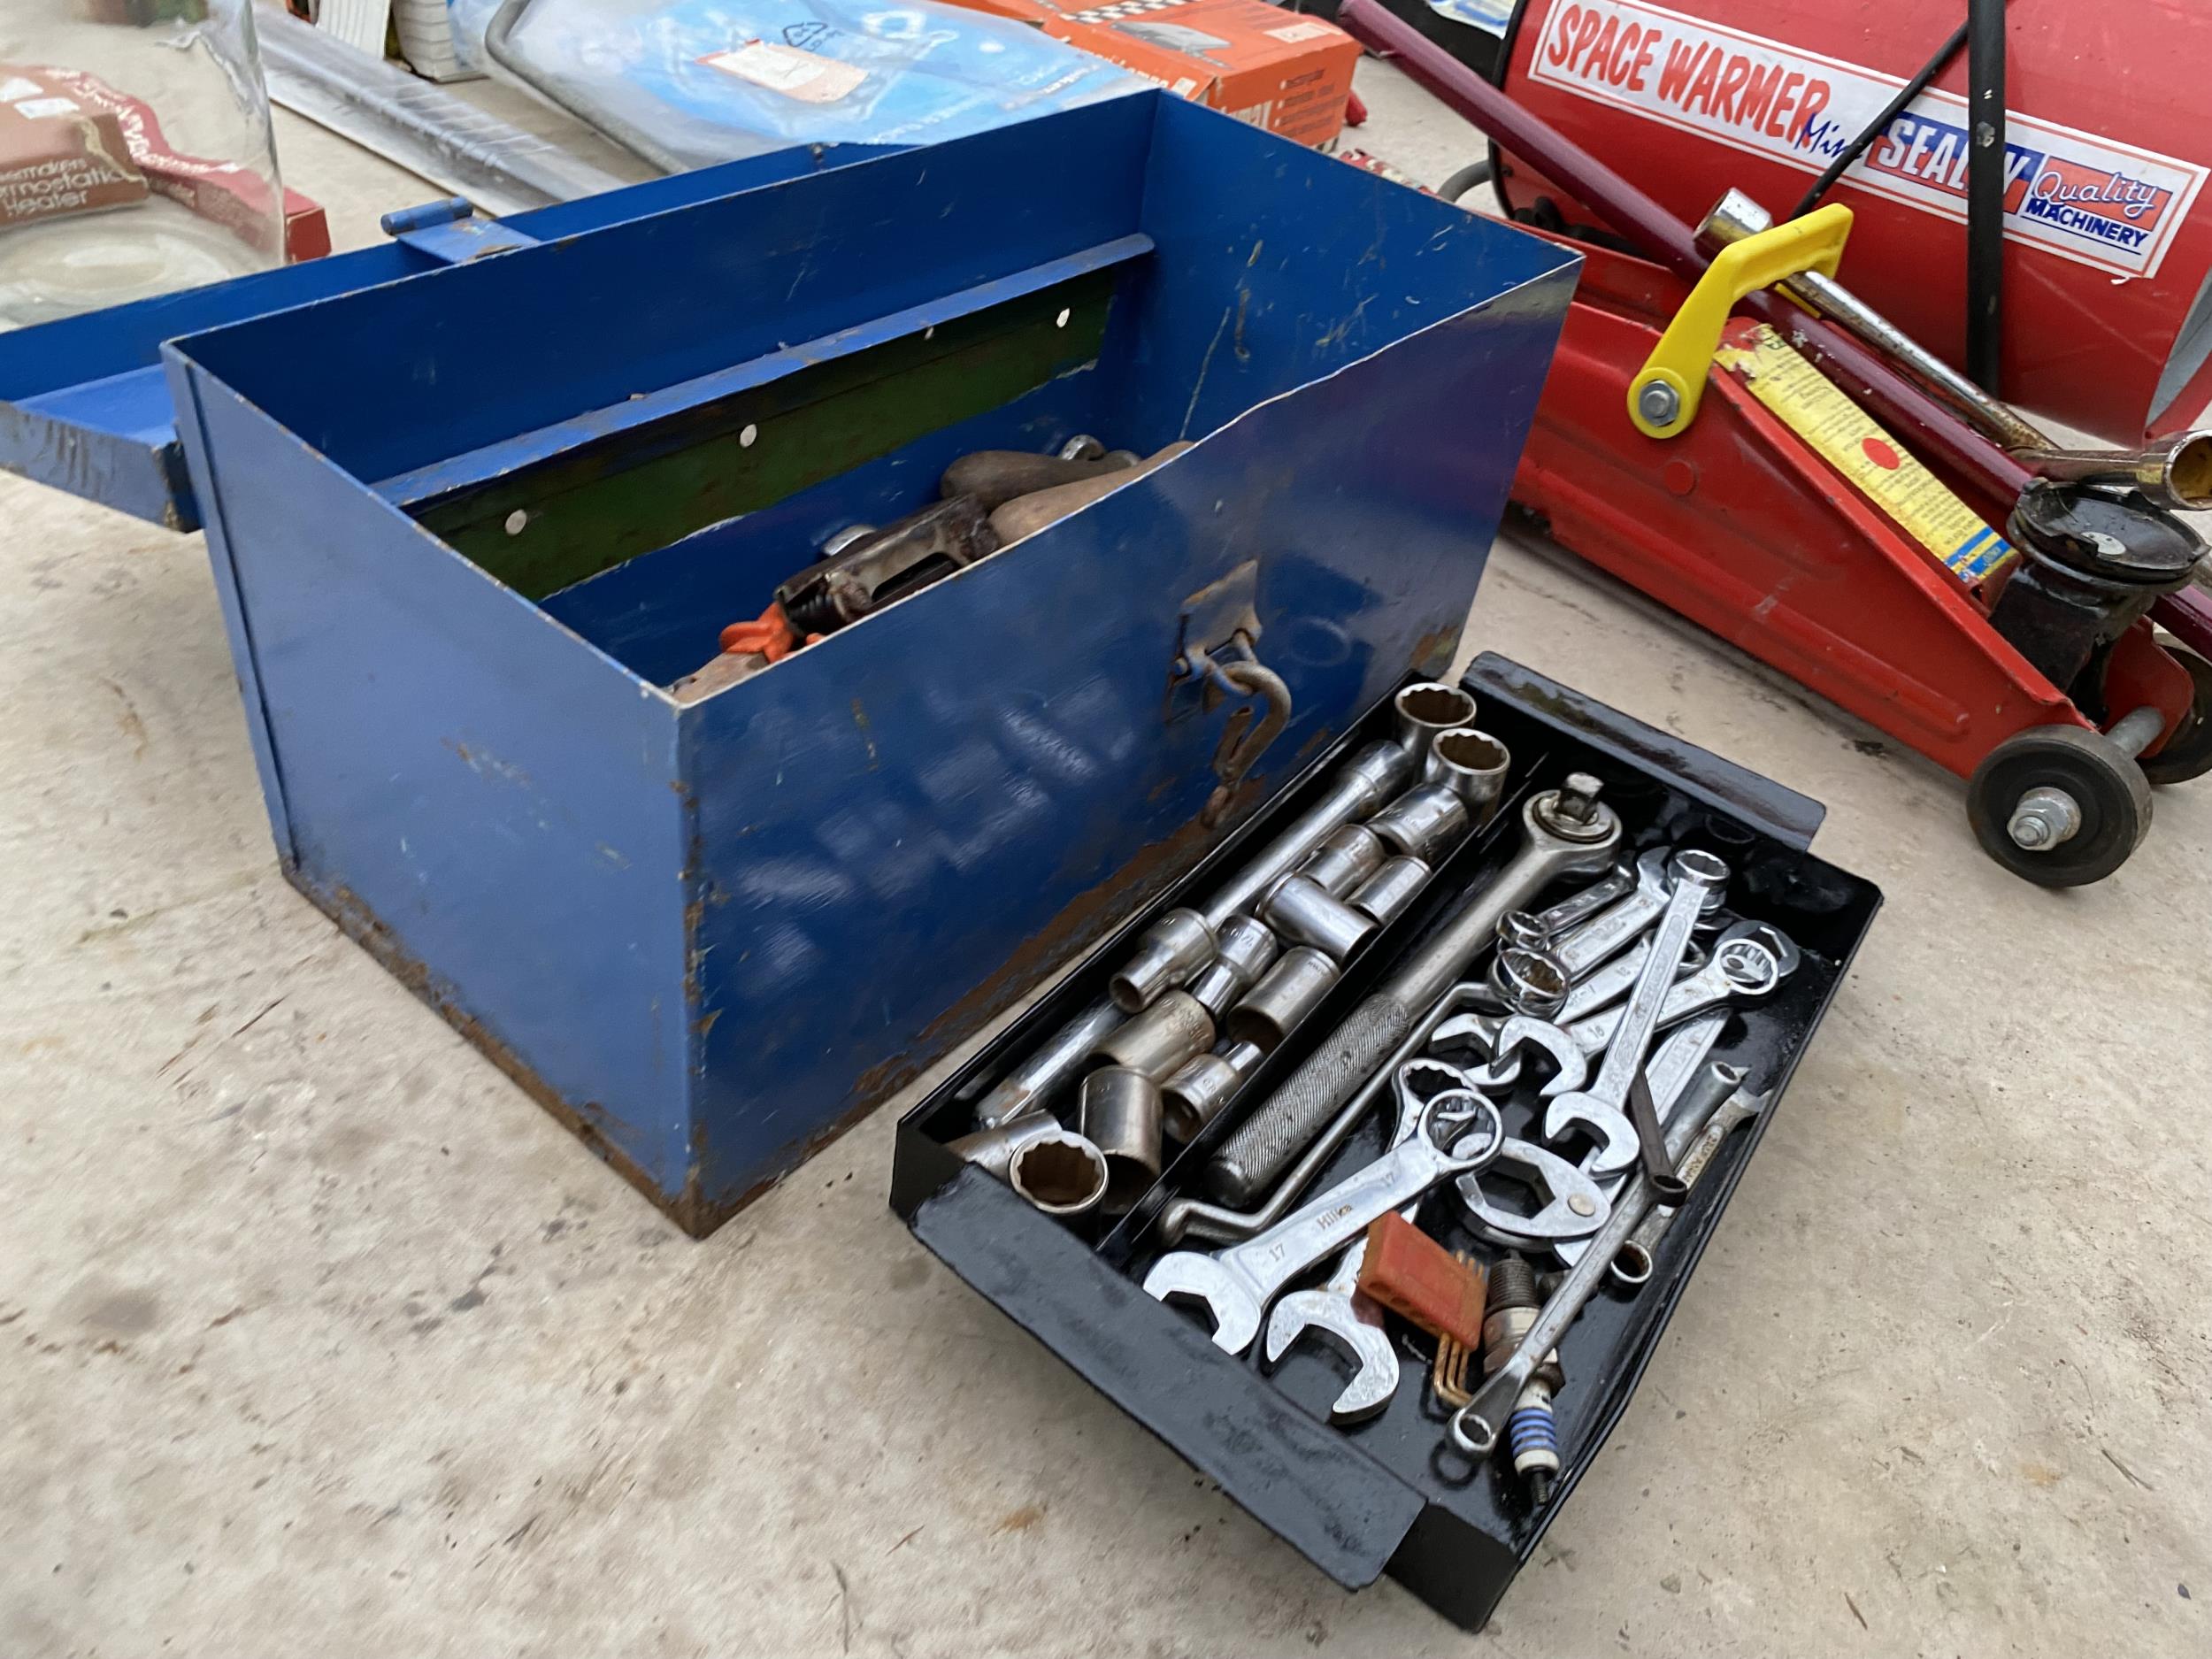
[0, 142, 885, 530]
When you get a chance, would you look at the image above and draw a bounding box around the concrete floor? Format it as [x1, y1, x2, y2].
[5, 59, 2211, 1659]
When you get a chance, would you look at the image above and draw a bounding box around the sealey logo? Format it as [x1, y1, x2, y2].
[1528, 0, 2205, 280]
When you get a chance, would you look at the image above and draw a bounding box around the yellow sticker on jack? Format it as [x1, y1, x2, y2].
[1715, 321, 2016, 586]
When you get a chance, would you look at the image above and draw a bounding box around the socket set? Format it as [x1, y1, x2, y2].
[892, 656, 1880, 1632]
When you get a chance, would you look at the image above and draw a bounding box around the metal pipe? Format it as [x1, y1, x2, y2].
[2106, 703, 2169, 759]
[2010, 434, 2212, 512]
[1335, 0, 2037, 507]
[1966, 0, 2009, 393]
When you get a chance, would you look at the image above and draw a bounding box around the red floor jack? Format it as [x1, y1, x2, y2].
[1337, 0, 2212, 886]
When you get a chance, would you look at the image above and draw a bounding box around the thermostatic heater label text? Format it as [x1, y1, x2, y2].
[1526, 0, 2207, 280]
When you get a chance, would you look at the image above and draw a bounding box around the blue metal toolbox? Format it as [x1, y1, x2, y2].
[890, 655, 1881, 1629]
[4, 93, 1583, 1232]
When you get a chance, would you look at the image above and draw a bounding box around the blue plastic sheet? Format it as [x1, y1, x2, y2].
[488, 0, 1146, 167]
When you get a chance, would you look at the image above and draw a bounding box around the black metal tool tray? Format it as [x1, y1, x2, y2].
[890, 652, 1881, 1632]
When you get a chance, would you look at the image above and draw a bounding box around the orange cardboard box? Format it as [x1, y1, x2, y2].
[949, 0, 1359, 148]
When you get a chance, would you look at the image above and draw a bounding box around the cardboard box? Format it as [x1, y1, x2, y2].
[948, 0, 1359, 147]
[0, 67, 150, 227]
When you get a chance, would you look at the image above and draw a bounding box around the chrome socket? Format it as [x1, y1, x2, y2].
[1187, 916, 1280, 1019]
[1162, 1041, 1268, 1141]
[1110, 908, 1217, 1013]
[1348, 855, 1430, 926]
[947, 1109, 1067, 1179]
[1367, 781, 1471, 862]
[1394, 681, 1478, 775]
[1009, 1132, 1110, 1217]
[1087, 990, 1216, 1081]
[1430, 728, 1509, 824]
[1262, 872, 1379, 962]
[1226, 946, 1340, 1051]
[1079, 1066, 1166, 1213]
[1295, 824, 1386, 898]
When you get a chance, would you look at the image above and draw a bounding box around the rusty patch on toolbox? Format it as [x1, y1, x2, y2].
[302, 873, 696, 1230]
[850, 805, 1237, 1107]
[1293, 722, 1336, 764]
[1410, 626, 1459, 681]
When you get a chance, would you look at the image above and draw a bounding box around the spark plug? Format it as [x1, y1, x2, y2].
[1480, 1256, 1564, 1507]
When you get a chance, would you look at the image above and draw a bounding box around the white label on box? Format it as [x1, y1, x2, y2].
[1525, 0, 2207, 279]
[1266, 20, 1335, 42]
[700, 41, 866, 103]
[16, 97, 81, 119]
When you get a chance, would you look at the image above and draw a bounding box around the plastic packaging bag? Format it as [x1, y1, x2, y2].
[485, 0, 1146, 172]
[0, 0, 285, 329]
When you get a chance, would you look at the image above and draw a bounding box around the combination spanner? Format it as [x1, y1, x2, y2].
[1147, 1097, 1503, 1355]
[1455, 1135, 1613, 1246]
[1205, 778, 1623, 1206]
[1546, 847, 1723, 981]
[1544, 850, 1731, 1175]
[1448, 1154, 1674, 1460]
[1551, 1015, 1729, 1270]
[1261, 1059, 1474, 1418]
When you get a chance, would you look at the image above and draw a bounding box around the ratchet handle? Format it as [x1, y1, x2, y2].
[1205, 988, 1417, 1204]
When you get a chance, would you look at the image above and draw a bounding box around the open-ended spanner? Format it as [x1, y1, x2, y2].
[1261, 1060, 1473, 1418]
[1205, 778, 1623, 1206]
[1544, 850, 1731, 1176]
[1147, 1099, 1503, 1355]
[1448, 1156, 1674, 1460]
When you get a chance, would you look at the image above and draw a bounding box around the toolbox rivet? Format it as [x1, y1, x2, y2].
[740, 423, 759, 449]
[1056, 308, 1071, 328]
[503, 510, 527, 535]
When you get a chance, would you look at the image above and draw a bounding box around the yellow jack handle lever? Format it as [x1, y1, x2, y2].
[1627, 204, 1854, 440]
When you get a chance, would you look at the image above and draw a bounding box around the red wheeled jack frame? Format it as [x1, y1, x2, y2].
[1338, 0, 2212, 887]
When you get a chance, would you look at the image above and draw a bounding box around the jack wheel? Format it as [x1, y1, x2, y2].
[2139, 649, 2212, 787]
[1967, 725, 2152, 887]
